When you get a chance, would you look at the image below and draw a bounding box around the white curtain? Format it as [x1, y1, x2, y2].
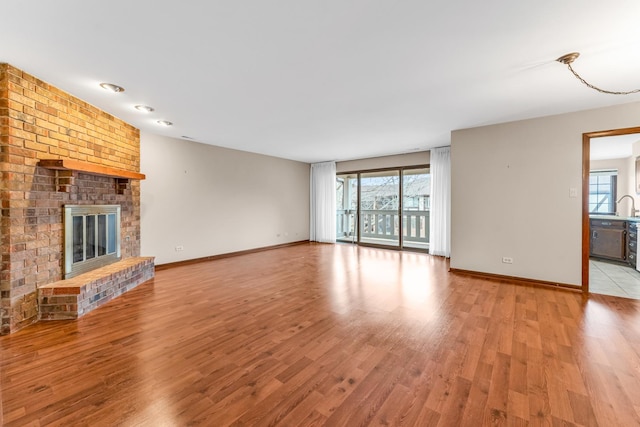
[429, 147, 451, 257]
[310, 161, 336, 243]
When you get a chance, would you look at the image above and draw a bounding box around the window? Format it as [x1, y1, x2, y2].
[589, 170, 617, 214]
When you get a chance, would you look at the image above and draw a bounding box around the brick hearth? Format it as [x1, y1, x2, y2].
[39, 257, 155, 320]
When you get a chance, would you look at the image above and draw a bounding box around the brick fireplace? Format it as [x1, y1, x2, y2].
[0, 63, 149, 334]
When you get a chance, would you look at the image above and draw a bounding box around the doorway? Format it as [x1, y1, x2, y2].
[583, 126, 640, 298]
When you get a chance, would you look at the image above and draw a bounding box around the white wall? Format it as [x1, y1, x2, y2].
[451, 101, 640, 286]
[140, 133, 310, 265]
[337, 151, 429, 173]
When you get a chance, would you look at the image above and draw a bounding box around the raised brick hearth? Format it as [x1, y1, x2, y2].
[39, 257, 154, 320]
[0, 63, 150, 334]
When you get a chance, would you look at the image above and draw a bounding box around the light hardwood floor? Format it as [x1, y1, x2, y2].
[2, 243, 640, 426]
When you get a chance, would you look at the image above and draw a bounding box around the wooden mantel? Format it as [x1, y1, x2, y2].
[38, 159, 145, 194]
[38, 159, 146, 180]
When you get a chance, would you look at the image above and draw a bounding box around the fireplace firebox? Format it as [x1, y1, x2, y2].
[64, 205, 121, 278]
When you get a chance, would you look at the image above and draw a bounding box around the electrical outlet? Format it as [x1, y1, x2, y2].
[502, 257, 513, 264]
[175, 245, 184, 251]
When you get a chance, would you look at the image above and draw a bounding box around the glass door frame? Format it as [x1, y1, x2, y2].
[337, 164, 430, 252]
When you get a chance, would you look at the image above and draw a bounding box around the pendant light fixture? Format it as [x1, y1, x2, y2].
[556, 52, 640, 95]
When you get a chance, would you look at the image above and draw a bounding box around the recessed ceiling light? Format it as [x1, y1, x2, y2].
[99, 83, 125, 93]
[134, 105, 155, 113]
[157, 120, 173, 126]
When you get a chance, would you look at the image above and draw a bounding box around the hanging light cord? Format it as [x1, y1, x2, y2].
[557, 52, 640, 95]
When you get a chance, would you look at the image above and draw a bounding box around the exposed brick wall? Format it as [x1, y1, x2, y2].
[0, 63, 142, 334]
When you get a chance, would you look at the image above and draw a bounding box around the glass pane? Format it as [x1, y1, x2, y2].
[360, 170, 400, 247]
[402, 168, 430, 250]
[336, 174, 358, 242]
[589, 171, 616, 214]
[97, 215, 107, 256]
[86, 216, 96, 260]
[107, 214, 116, 254]
[336, 179, 344, 210]
[72, 216, 84, 263]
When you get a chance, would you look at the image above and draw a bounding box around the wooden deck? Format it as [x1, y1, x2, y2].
[1, 243, 640, 426]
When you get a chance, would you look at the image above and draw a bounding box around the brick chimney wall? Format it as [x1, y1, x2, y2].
[0, 64, 142, 334]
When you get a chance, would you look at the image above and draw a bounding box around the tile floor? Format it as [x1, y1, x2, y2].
[590, 259, 640, 299]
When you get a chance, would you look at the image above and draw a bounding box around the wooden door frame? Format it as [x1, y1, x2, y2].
[582, 126, 640, 293]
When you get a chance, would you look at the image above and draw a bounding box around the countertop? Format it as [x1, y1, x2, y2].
[590, 214, 640, 222]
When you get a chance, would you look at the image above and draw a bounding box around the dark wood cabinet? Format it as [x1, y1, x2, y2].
[590, 219, 627, 262]
[628, 222, 638, 267]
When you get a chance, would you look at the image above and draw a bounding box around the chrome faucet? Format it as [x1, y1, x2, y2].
[616, 194, 638, 217]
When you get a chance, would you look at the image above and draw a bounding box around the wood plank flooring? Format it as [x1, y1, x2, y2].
[2, 243, 640, 426]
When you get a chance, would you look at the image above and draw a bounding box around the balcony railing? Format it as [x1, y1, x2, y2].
[336, 209, 429, 248]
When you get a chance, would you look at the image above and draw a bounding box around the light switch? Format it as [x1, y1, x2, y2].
[569, 187, 578, 198]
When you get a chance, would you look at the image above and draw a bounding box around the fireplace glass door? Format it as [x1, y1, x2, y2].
[65, 205, 121, 278]
[72, 213, 117, 263]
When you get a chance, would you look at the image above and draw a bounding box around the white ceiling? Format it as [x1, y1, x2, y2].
[591, 133, 640, 161]
[3, 1, 640, 163]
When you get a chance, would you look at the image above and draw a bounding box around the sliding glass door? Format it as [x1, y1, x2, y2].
[336, 166, 430, 251]
[360, 170, 401, 247]
[402, 168, 430, 250]
[336, 173, 358, 243]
